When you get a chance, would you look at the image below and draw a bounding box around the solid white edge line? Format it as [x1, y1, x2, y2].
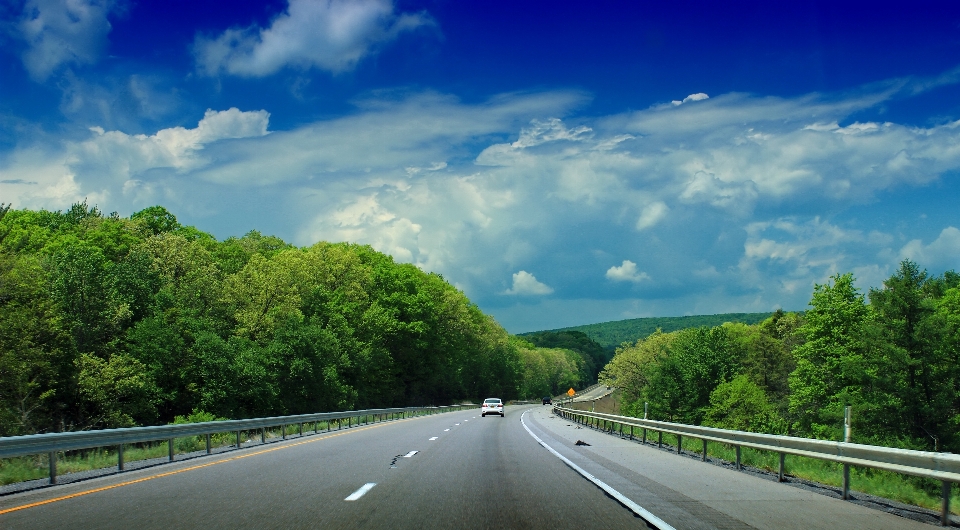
[345, 482, 377, 501]
[520, 410, 677, 530]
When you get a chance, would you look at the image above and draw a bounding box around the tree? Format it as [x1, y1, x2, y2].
[789, 273, 870, 439]
[131, 206, 181, 235]
[704, 375, 786, 434]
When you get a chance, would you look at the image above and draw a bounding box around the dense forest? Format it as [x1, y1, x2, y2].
[0, 203, 585, 436]
[519, 330, 609, 385]
[541, 312, 776, 350]
[601, 264, 960, 452]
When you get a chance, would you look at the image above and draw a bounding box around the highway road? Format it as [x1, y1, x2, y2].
[0, 405, 940, 529]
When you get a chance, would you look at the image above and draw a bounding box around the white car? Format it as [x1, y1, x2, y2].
[481, 398, 504, 417]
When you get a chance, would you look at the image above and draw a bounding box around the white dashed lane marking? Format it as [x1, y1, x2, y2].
[429, 437, 438, 441]
[443, 429, 450, 431]
[403, 450, 418, 458]
[345, 483, 377, 501]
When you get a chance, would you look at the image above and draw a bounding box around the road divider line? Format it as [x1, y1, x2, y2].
[443, 429, 449, 431]
[429, 437, 438, 441]
[345, 483, 376, 501]
[0, 417, 410, 516]
[520, 410, 676, 530]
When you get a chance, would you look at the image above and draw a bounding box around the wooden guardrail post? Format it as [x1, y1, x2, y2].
[118, 443, 124, 471]
[735, 445, 741, 470]
[205, 434, 211, 454]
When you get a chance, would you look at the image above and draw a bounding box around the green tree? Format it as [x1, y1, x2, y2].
[704, 375, 786, 433]
[789, 273, 870, 439]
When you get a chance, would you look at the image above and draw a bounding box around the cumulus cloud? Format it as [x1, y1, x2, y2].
[505, 271, 554, 295]
[606, 260, 650, 283]
[6, 78, 960, 331]
[899, 227, 960, 271]
[13, 0, 117, 81]
[75, 108, 270, 179]
[194, 0, 432, 77]
[671, 92, 710, 106]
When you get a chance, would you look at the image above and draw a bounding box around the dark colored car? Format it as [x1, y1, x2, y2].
[542, 396, 552, 405]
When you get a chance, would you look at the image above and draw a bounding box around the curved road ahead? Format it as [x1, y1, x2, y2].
[0, 405, 935, 529]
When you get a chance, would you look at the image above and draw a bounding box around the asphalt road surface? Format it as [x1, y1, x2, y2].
[0, 405, 937, 529]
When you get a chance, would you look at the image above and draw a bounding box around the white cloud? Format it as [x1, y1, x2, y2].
[78, 107, 270, 175]
[511, 118, 592, 148]
[505, 271, 554, 295]
[194, 0, 432, 77]
[6, 80, 960, 330]
[636, 201, 668, 230]
[14, 0, 117, 81]
[899, 227, 960, 271]
[606, 260, 650, 283]
[672, 92, 710, 106]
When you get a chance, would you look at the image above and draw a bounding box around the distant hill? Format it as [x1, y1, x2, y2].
[523, 312, 779, 350]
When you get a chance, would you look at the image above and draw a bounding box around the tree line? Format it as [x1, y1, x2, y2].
[0, 203, 590, 436]
[601, 262, 960, 452]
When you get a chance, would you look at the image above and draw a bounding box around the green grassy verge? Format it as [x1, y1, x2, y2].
[0, 409, 454, 487]
[604, 421, 959, 514]
[0, 419, 360, 486]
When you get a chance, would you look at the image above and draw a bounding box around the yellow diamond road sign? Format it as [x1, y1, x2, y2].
[567, 388, 575, 397]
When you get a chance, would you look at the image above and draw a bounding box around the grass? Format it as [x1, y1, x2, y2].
[0, 415, 391, 487]
[0, 409, 457, 487]
[601, 419, 960, 515]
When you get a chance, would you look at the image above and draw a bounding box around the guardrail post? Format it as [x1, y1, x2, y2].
[702, 439, 707, 461]
[629, 425, 633, 440]
[314, 421, 318, 434]
[261, 428, 266, 443]
[779, 452, 785, 482]
[735, 445, 741, 470]
[168, 439, 174, 461]
[642, 428, 647, 444]
[49, 452, 57, 484]
[677, 434, 682, 454]
[299, 423, 303, 437]
[842, 406, 852, 499]
[282, 425, 286, 440]
[236, 430, 241, 448]
[206, 434, 211, 454]
[658, 431, 662, 448]
[118, 443, 125, 471]
[942, 481, 952, 526]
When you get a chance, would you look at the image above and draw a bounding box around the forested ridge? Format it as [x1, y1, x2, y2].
[601, 264, 960, 453]
[0, 203, 589, 436]
[535, 312, 776, 350]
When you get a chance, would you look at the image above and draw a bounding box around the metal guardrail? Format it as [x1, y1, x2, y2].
[0, 405, 471, 486]
[555, 405, 960, 526]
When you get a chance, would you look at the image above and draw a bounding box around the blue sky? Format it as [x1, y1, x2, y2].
[2, 1, 960, 333]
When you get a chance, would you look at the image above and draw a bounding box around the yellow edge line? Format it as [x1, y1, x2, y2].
[0, 416, 417, 516]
